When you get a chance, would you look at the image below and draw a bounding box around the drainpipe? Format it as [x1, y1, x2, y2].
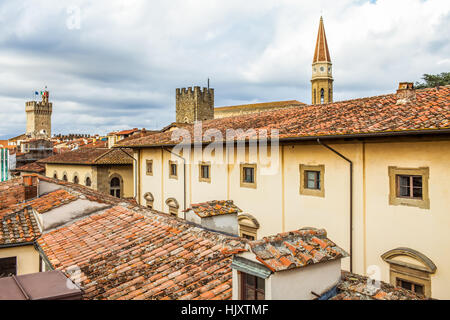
[117, 148, 138, 202]
[317, 138, 353, 273]
[163, 147, 187, 212]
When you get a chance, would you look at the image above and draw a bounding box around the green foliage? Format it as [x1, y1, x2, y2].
[415, 72, 450, 89]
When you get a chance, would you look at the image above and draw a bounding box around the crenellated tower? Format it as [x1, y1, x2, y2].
[25, 90, 52, 138]
[311, 17, 333, 104]
[176, 86, 214, 124]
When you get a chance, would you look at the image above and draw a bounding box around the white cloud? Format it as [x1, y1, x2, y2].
[0, 0, 449, 138]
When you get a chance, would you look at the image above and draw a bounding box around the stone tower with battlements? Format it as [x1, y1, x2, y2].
[311, 17, 333, 105]
[176, 86, 214, 124]
[25, 90, 52, 138]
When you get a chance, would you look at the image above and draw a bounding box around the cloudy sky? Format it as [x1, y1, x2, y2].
[0, 0, 449, 139]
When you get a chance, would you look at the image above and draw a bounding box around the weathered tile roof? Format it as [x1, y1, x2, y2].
[247, 228, 348, 272]
[37, 205, 245, 300]
[39, 147, 133, 165]
[117, 86, 450, 148]
[0, 188, 77, 218]
[0, 207, 41, 246]
[215, 100, 305, 111]
[0, 179, 26, 216]
[332, 271, 427, 300]
[184, 200, 242, 218]
[14, 162, 45, 173]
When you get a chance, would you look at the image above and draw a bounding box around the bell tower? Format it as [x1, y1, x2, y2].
[311, 17, 333, 104]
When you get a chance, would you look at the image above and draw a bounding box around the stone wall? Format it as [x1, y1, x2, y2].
[176, 86, 214, 123]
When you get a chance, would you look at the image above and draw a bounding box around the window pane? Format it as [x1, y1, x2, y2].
[202, 165, 209, 178]
[414, 284, 424, 295]
[244, 168, 254, 183]
[256, 290, 265, 300]
[398, 280, 412, 291]
[412, 176, 422, 187]
[256, 277, 265, 291]
[246, 274, 255, 287]
[413, 187, 422, 198]
[398, 175, 410, 188]
[399, 186, 410, 197]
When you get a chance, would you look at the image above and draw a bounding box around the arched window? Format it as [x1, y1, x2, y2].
[238, 213, 260, 240]
[62, 173, 68, 181]
[165, 198, 179, 217]
[381, 247, 436, 297]
[85, 177, 92, 187]
[110, 177, 121, 198]
[73, 175, 79, 184]
[320, 88, 325, 104]
[144, 192, 154, 209]
[53, 172, 58, 179]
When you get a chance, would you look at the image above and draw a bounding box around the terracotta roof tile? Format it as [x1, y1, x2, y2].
[39, 148, 133, 165]
[0, 207, 41, 245]
[331, 271, 428, 300]
[117, 86, 450, 148]
[37, 205, 244, 300]
[184, 200, 242, 218]
[248, 228, 348, 272]
[14, 162, 45, 173]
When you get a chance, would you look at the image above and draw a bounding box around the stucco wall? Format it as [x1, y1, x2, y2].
[136, 138, 450, 299]
[0, 245, 40, 276]
[268, 259, 341, 300]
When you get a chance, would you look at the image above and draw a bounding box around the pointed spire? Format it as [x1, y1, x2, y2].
[313, 16, 331, 63]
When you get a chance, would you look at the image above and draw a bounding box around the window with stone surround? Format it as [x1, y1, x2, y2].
[240, 164, 256, 188]
[169, 160, 178, 180]
[382, 247, 435, 298]
[388, 167, 429, 209]
[199, 161, 211, 183]
[299, 164, 325, 197]
[146, 160, 153, 176]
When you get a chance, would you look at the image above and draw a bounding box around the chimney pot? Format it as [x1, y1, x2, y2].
[396, 82, 416, 104]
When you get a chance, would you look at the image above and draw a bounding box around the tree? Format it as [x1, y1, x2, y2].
[415, 72, 450, 89]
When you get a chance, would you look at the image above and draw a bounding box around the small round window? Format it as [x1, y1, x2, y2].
[320, 66, 324, 72]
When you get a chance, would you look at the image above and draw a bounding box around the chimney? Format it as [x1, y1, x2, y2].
[23, 175, 38, 201]
[396, 82, 416, 104]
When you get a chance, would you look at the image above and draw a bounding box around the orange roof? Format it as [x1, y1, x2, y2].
[215, 100, 305, 111]
[245, 228, 347, 272]
[0, 207, 41, 245]
[117, 86, 450, 148]
[14, 162, 45, 173]
[37, 205, 244, 300]
[313, 16, 331, 63]
[39, 148, 133, 165]
[185, 200, 242, 218]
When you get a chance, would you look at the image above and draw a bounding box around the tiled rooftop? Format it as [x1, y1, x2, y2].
[117, 86, 450, 147]
[14, 162, 45, 173]
[0, 207, 41, 246]
[247, 228, 348, 272]
[37, 205, 244, 300]
[215, 100, 305, 111]
[185, 200, 242, 218]
[39, 147, 133, 165]
[332, 271, 427, 300]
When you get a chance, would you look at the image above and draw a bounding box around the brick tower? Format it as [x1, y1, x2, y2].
[26, 90, 52, 138]
[176, 86, 214, 124]
[311, 17, 333, 104]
